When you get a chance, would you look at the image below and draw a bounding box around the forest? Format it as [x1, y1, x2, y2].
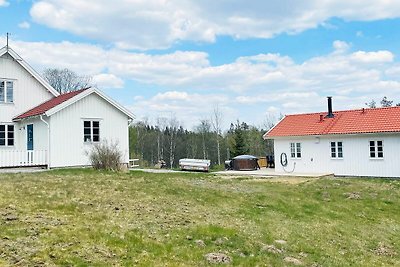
[128, 111, 277, 169]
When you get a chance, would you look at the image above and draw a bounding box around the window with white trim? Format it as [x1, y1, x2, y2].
[0, 80, 14, 103]
[84, 120, 100, 142]
[370, 140, 383, 158]
[330, 141, 343, 158]
[290, 142, 301, 158]
[0, 125, 14, 146]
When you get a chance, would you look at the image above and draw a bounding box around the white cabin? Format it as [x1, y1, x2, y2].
[0, 46, 134, 168]
[264, 97, 400, 178]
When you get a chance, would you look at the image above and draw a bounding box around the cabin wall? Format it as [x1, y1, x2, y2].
[49, 93, 129, 168]
[273, 134, 400, 177]
[0, 53, 54, 123]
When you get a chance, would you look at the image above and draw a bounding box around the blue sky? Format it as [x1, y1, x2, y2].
[2, 0, 400, 129]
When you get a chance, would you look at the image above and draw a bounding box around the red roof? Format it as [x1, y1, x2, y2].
[265, 106, 400, 138]
[14, 89, 87, 120]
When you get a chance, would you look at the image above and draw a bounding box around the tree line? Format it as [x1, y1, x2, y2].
[128, 113, 277, 168]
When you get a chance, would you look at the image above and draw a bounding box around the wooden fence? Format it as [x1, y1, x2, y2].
[0, 150, 47, 168]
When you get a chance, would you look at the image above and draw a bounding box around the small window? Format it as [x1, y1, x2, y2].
[0, 80, 14, 103]
[370, 140, 383, 158]
[331, 141, 343, 158]
[6, 81, 13, 103]
[83, 120, 100, 143]
[290, 142, 301, 158]
[0, 124, 14, 146]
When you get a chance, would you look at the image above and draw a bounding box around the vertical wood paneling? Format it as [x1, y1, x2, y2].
[49, 93, 129, 168]
[274, 134, 400, 177]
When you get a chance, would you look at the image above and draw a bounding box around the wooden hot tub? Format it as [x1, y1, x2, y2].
[232, 155, 259, 171]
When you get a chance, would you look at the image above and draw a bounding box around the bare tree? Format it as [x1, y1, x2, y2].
[381, 96, 393, 107]
[167, 115, 179, 169]
[43, 68, 92, 94]
[211, 105, 223, 165]
[156, 117, 168, 161]
[196, 119, 211, 160]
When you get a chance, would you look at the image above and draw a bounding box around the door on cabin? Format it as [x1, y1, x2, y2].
[27, 124, 33, 151]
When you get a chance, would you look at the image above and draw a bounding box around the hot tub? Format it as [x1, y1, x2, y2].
[232, 155, 259, 171]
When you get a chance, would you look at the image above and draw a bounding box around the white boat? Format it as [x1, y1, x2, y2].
[179, 158, 211, 172]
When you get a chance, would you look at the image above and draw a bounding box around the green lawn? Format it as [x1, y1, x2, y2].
[0, 169, 399, 266]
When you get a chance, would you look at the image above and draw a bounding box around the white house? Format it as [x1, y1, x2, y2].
[0, 45, 134, 168]
[263, 97, 400, 178]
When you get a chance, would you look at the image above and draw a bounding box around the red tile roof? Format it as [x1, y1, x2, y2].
[265, 106, 400, 138]
[14, 89, 88, 120]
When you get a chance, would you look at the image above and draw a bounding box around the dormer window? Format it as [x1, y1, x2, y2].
[0, 80, 14, 103]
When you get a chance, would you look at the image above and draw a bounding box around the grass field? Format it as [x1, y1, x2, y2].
[0, 169, 399, 266]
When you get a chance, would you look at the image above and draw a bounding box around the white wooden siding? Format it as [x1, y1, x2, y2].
[0, 53, 54, 123]
[273, 134, 400, 177]
[49, 93, 129, 168]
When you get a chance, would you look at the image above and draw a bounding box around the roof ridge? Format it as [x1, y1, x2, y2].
[285, 105, 400, 117]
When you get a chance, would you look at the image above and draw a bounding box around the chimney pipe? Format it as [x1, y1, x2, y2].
[326, 96, 334, 118]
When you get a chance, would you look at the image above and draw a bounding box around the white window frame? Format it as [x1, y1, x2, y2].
[83, 120, 100, 143]
[0, 124, 15, 147]
[369, 140, 384, 159]
[330, 141, 343, 159]
[290, 142, 302, 158]
[0, 79, 14, 104]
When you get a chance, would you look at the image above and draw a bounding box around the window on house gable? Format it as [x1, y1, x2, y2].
[0, 80, 14, 103]
[290, 142, 302, 158]
[330, 141, 343, 158]
[84, 120, 100, 143]
[370, 140, 383, 158]
[0, 125, 14, 146]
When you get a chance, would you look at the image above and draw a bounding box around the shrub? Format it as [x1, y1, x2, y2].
[88, 140, 123, 171]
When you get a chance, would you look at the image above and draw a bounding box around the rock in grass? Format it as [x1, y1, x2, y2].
[261, 244, 283, 254]
[205, 253, 231, 264]
[284, 256, 303, 265]
[274, 239, 287, 245]
[195, 240, 206, 247]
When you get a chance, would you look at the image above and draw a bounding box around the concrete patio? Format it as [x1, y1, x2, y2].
[215, 168, 333, 178]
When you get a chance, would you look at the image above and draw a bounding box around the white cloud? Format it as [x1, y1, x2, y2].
[351, 51, 394, 63]
[333, 40, 350, 53]
[29, 0, 400, 50]
[92, 73, 124, 89]
[0, 0, 9, 7]
[18, 21, 31, 29]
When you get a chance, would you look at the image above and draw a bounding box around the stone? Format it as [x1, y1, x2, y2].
[204, 252, 231, 264]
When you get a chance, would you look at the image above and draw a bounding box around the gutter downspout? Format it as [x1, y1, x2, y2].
[40, 115, 50, 169]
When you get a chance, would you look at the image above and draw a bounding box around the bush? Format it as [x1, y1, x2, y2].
[88, 140, 123, 171]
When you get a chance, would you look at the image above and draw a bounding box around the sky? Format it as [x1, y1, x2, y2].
[1, 0, 400, 130]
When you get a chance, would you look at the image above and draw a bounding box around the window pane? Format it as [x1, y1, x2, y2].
[0, 81, 4, 102]
[84, 121, 91, 127]
[331, 152, 336, 158]
[370, 152, 375, 158]
[337, 142, 342, 147]
[93, 135, 99, 142]
[93, 121, 99, 128]
[0, 125, 4, 132]
[331, 142, 336, 147]
[0, 138, 4, 146]
[84, 128, 91, 135]
[377, 141, 383, 146]
[7, 125, 14, 146]
[93, 128, 99, 135]
[370, 141, 375, 147]
[6, 81, 13, 103]
[296, 143, 301, 158]
[370, 146, 375, 152]
[378, 152, 383, 158]
[377, 146, 383, 152]
[338, 152, 343, 158]
[84, 135, 91, 142]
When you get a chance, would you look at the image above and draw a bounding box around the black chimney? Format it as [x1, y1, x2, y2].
[326, 96, 334, 118]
